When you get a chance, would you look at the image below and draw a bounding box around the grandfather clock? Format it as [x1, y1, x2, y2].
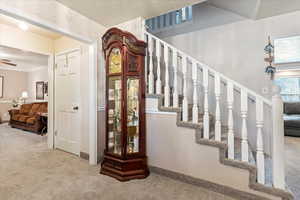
[100, 28, 149, 181]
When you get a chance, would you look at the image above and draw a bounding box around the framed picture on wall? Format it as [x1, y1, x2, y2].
[44, 82, 48, 97]
[36, 81, 44, 100]
[0, 76, 3, 98]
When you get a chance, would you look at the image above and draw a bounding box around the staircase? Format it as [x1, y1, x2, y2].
[145, 5, 193, 33]
[143, 30, 294, 199]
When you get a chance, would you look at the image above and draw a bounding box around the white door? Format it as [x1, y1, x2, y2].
[55, 50, 81, 155]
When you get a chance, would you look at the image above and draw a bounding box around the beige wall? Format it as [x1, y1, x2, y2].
[27, 68, 48, 102]
[54, 36, 84, 53]
[0, 23, 53, 54]
[0, 69, 28, 100]
[0, 69, 28, 121]
[0, 67, 49, 120]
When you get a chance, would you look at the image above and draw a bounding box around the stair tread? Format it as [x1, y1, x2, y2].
[209, 130, 273, 185]
[176, 117, 274, 186]
[152, 95, 276, 190]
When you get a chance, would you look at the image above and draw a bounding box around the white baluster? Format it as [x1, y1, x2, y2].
[203, 67, 209, 139]
[166, 13, 170, 27]
[182, 56, 188, 122]
[173, 50, 179, 107]
[164, 45, 170, 107]
[227, 82, 234, 159]
[256, 98, 265, 184]
[156, 40, 162, 94]
[272, 85, 285, 189]
[148, 36, 154, 94]
[241, 90, 249, 162]
[214, 74, 221, 141]
[192, 61, 198, 123]
[181, 7, 187, 21]
[156, 16, 160, 29]
[187, 5, 193, 20]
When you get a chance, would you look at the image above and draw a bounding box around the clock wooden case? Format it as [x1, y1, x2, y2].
[100, 28, 149, 181]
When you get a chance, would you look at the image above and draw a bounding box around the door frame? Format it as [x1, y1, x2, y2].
[0, 10, 99, 165]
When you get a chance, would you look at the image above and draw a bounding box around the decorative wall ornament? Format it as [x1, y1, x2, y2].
[44, 82, 48, 97]
[264, 36, 275, 79]
[36, 81, 44, 100]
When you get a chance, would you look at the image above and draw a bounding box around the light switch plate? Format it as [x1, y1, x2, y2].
[262, 87, 269, 94]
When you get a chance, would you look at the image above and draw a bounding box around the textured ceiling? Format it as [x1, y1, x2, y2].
[209, 0, 300, 20]
[0, 45, 48, 71]
[209, 0, 259, 19]
[256, 0, 300, 19]
[55, 0, 204, 26]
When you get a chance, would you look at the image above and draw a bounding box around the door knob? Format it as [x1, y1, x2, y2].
[73, 106, 79, 110]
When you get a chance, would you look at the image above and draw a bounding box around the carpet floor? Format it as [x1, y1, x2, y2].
[0, 124, 235, 200]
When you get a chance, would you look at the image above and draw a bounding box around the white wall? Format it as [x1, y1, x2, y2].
[27, 68, 48, 102]
[0, 0, 106, 42]
[162, 8, 300, 99]
[114, 17, 144, 40]
[154, 3, 245, 38]
[0, 69, 28, 122]
[146, 109, 280, 200]
[154, 6, 296, 154]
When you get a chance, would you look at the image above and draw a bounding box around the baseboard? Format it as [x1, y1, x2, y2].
[149, 166, 271, 200]
[80, 152, 89, 160]
[80, 152, 103, 164]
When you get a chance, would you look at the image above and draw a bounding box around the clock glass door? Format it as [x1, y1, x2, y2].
[107, 47, 122, 156]
[126, 77, 140, 154]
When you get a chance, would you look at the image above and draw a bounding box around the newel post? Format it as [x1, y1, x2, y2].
[272, 85, 285, 189]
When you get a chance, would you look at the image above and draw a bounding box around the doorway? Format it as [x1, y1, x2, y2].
[0, 11, 98, 165]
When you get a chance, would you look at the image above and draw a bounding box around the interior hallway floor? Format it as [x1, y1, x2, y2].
[285, 136, 300, 200]
[0, 123, 235, 200]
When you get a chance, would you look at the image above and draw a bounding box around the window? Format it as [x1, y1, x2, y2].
[275, 77, 300, 102]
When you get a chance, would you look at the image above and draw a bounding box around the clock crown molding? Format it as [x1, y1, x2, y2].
[102, 27, 147, 58]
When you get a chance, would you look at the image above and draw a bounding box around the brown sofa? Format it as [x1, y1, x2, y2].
[284, 102, 300, 137]
[9, 102, 47, 133]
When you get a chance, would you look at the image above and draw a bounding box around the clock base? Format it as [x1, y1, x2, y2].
[100, 154, 149, 181]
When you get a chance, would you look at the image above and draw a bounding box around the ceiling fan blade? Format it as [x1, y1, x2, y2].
[1, 59, 11, 62]
[0, 61, 17, 66]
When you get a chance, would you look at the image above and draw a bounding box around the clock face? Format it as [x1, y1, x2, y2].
[109, 48, 122, 74]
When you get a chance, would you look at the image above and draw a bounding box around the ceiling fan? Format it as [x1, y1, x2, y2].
[0, 58, 17, 66]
